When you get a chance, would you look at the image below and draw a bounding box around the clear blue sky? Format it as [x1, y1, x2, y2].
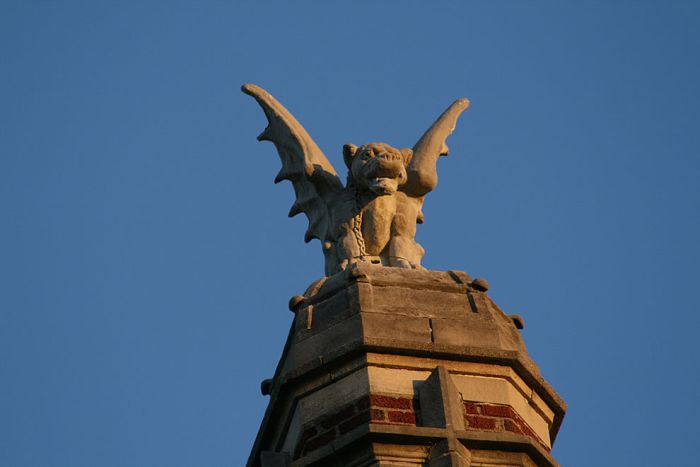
[1, 2, 699, 466]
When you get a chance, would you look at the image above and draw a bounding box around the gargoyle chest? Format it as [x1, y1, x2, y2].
[359, 196, 397, 255]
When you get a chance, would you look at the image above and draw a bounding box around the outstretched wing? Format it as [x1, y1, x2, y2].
[402, 98, 470, 198]
[242, 83, 343, 243]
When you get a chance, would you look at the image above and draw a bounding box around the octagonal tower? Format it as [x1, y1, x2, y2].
[248, 264, 565, 466]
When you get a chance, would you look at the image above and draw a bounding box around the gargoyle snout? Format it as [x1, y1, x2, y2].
[376, 152, 405, 170]
[377, 152, 403, 162]
[369, 155, 405, 178]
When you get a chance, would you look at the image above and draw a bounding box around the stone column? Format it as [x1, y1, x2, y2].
[248, 264, 566, 466]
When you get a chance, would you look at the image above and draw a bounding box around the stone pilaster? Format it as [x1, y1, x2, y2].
[248, 264, 566, 466]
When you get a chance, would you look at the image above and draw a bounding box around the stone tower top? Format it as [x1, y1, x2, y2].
[242, 86, 566, 466]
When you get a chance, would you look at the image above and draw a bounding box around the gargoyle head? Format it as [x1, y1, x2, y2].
[343, 142, 413, 196]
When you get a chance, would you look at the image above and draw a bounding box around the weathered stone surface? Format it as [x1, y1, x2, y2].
[279, 264, 535, 383]
[243, 84, 469, 275]
[362, 311, 433, 343]
[369, 284, 472, 318]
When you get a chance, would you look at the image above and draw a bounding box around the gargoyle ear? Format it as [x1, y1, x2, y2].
[343, 143, 359, 168]
[400, 148, 413, 165]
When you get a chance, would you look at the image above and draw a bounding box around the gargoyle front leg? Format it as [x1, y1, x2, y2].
[387, 237, 414, 268]
[336, 226, 364, 271]
[387, 211, 424, 269]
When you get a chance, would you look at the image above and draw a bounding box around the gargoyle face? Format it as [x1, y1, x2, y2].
[343, 142, 410, 196]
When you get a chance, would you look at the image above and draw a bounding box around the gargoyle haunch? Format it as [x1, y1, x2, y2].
[242, 84, 469, 276]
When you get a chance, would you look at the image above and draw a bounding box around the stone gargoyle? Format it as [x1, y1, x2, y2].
[242, 83, 469, 276]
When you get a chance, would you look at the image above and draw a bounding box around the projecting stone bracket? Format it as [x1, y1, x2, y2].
[419, 365, 466, 431]
[419, 366, 472, 466]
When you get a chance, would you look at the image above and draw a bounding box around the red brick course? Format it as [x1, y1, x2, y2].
[462, 401, 549, 451]
[481, 404, 517, 419]
[370, 394, 413, 410]
[464, 402, 481, 415]
[371, 408, 385, 421]
[466, 415, 498, 430]
[370, 394, 418, 427]
[296, 396, 550, 458]
[387, 410, 416, 424]
[295, 394, 419, 458]
[503, 418, 523, 435]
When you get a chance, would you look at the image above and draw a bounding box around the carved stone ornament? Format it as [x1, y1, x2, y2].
[242, 84, 469, 276]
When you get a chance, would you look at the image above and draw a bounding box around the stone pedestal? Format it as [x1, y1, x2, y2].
[248, 264, 566, 466]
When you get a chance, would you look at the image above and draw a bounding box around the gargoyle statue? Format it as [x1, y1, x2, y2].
[242, 83, 469, 276]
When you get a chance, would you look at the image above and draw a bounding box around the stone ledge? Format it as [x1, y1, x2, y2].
[294, 264, 473, 310]
[292, 423, 559, 467]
